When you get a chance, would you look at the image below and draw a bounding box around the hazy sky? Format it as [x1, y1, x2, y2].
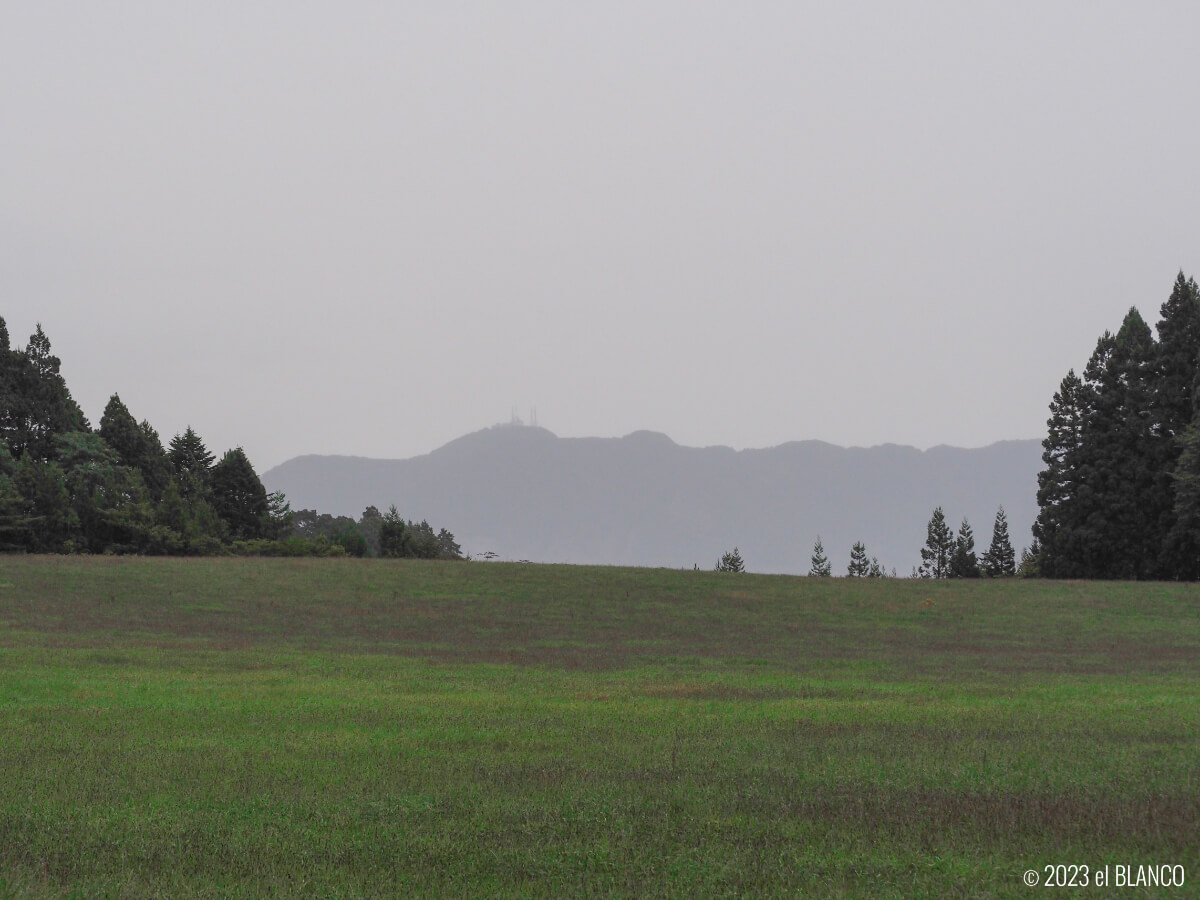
[4, 3, 1199, 471]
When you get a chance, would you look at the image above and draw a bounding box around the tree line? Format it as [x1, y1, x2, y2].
[792, 271, 1200, 582]
[711, 505, 1018, 578]
[0, 317, 461, 559]
[807, 505, 1017, 578]
[713, 273, 1200, 582]
[1032, 272, 1200, 580]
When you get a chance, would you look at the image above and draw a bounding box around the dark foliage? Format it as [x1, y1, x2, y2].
[716, 547, 745, 573]
[168, 427, 216, 499]
[950, 519, 980, 578]
[0, 323, 88, 461]
[378, 505, 463, 560]
[981, 507, 1016, 577]
[357, 505, 384, 557]
[808, 538, 831, 577]
[1035, 274, 1200, 580]
[918, 507, 954, 579]
[99, 395, 171, 501]
[846, 542, 869, 577]
[0, 316, 466, 558]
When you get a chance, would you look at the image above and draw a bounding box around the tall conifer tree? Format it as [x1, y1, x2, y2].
[1154, 272, 1200, 440]
[99, 395, 140, 454]
[919, 507, 954, 578]
[1170, 422, 1200, 578]
[982, 506, 1016, 576]
[2, 325, 87, 460]
[209, 448, 268, 540]
[168, 426, 216, 498]
[808, 537, 831, 577]
[1034, 370, 1089, 576]
[950, 518, 980, 578]
[1036, 302, 1180, 579]
[1075, 309, 1162, 579]
[98, 395, 170, 500]
[379, 505, 408, 558]
[846, 541, 870, 577]
[1155, 273, 1200, 578]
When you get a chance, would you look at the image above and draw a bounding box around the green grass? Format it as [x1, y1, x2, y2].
[0, 557, 1197, 898]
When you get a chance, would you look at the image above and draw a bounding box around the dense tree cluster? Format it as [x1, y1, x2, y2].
[0, 317, 462, 559]
[914, 506, 1014, 579]
[1033, 272, 1200, 580]
[379, 505, 463, 560]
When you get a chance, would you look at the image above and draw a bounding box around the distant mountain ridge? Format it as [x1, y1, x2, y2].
[262, 426, 1043, 575]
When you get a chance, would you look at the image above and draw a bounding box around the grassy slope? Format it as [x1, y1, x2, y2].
[0, 557, 1197, 898]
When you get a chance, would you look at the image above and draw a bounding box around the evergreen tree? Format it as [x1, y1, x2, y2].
[867, 557, 886, 578]
[98, 395, 142, 464]
[918, 507, 954, 578]
[1075, 309, 1164, 579]
[153, 480, 200, 554]
[1, 324, 88, 460]
[378, 516, 461, 560]
[808, 537, 831, 577]
[98, 395, 170, 500]
[437, 528, 463, 560]
[24, 326, 89, 447]
[1033, 370, 1089, 577]
[0, 317, 16, 451]
[1169, 419, 1200, 580]
[846, 541, 870, 577]
[0, 445, 30, 550]
[209, 447, 268, 540]
[358, 505, 384, 557]
[13, 455, 71, 551]
[265, 491, 293, 540]
[1018, 538, 1042, 578]
[137, 420, 171, 500]
[405, 519, 443, 559]
[1156, 273, 1200, 578]
[1154, 272, 1200, 441]
[378, 505, 406, 557]
[155, 476, 225, 555]
[25, 326, 53, 374]
[56, 431, 153, 553]
[981, 506, 1016, 577]
[950, 518, 980, 578]
[168, 427, 215, 490]
[716, 547, 745, 573]
[1035, 308, 1165, 579]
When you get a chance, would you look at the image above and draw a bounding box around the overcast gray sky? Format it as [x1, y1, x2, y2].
[4, 3, 1199, 471]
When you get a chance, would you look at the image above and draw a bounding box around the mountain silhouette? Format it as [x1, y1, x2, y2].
[262, 425, 1043, 574]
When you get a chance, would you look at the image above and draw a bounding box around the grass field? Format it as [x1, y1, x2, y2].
[0, 557, 1197, 898]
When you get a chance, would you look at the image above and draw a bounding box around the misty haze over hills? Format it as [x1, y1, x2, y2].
[263, 426, 1042, 575]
